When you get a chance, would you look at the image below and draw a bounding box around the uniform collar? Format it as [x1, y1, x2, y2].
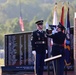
[37, 30, 43, 32]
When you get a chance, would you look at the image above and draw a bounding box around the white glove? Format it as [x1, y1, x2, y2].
[46, 50, 48, 54]
[46, 22, 49, 29]
[32, 51, 36, 56]
[52, 27, 57, 34]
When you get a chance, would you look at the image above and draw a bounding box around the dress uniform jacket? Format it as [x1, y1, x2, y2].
[47, 31, 66, 56]
[31, 30, 48, 54]
[31, 30, 48, 75]
[47, 31, 66, 75]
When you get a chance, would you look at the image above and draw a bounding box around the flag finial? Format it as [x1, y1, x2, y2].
[68, 2, 69, 5]
[54, 3, 57, 10]
[68, 2, 70, 7]
[55, 2, 57, 5]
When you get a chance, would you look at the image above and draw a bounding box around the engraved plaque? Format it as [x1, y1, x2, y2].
[5, 32, 32, 66]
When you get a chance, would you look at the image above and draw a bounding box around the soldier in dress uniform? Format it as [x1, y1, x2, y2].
[31, 20, 48, 75]
[46, 22, 66, 75]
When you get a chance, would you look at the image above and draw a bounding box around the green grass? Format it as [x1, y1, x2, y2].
[0, 49, 4, 66]
[0, 59, 4, 66]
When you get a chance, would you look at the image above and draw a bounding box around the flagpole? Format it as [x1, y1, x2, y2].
[19, 0, 21, 16]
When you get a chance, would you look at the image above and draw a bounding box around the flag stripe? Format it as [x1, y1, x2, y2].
[19, 16, 24, 31]
[60, 6, 64, 26]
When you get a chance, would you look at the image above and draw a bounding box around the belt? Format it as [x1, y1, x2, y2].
[35, 41, 45, 44]
[53, 43, 63, 46]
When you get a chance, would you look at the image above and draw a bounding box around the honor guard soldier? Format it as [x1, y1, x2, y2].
[31, 20, 48, 75]
[47, 22, 66, 75]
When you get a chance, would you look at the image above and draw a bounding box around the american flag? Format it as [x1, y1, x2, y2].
[19, 14, 24, 31]
[60, 4, 64, 26]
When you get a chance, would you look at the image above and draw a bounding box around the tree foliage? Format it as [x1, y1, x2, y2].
[0, 0, 75, 48]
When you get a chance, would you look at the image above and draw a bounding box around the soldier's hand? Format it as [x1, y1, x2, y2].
[46, 50, 48, 58]
[32, 50, 36, 57]
[52, 27, 58, 34]
[46, 50, 48, 54]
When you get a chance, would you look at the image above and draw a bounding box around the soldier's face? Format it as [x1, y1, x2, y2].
[57, 27, 61, 31]
[37, 25, 43, 30]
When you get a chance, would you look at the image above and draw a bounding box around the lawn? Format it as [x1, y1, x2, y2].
[0, 59, 4, 66]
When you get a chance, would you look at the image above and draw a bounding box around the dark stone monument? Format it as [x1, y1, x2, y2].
[2, 32, 35, 73]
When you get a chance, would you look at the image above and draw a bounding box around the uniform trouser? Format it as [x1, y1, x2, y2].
[52, 45, 64, 75]
[36, 53, 45, 75]
[54, 56, 64, 75]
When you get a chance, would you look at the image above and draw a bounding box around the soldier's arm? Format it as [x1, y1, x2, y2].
[45, 37, 48, 50]
[45, 38, 48, 58]
[31, 32, 36, 51]
[46, 33, 54, 38]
